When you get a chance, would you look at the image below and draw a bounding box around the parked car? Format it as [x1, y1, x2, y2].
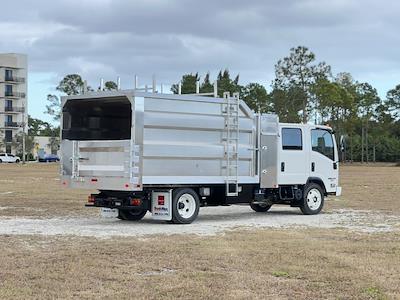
[0, 153, 20, 163]
[39, 154, 60, 162]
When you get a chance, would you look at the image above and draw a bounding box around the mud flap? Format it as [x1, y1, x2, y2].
[151, 190, 172, 221]
[336, 186, 342, 196]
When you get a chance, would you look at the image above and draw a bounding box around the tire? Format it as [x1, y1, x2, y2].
[300, 183, 324, 215]
[250, 202, 272, 212]
[118, 209, 147, 221]
[15, 159, 20, 163]
[0, 159, 2, 163]
[172, 188, 200, 224]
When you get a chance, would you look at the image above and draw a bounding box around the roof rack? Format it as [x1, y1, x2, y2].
[86, 75, 219, 98]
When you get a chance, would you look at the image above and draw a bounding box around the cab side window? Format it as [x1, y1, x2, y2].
[311, 129, 334, 160]
[282, 128, 302, 150]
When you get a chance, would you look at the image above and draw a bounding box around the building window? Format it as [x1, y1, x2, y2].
[5, 100, 12, 111]
[5, 85, 13, 96]
[311, 129, 335, 161]
[5, 144, 12, 154]
[282, 128, 303, 150]
[5, 69, 13, 81]
[5, 130, 12, 143]
[6, 115, 13, 123]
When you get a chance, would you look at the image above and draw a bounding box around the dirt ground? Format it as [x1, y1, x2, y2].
[0, 163, 400, 299]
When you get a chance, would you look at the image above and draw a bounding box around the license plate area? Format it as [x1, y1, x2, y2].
[101, 208, 119, 218]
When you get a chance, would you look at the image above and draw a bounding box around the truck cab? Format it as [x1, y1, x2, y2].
[256, 118, 341, 215]
[278, 123, 340, 195]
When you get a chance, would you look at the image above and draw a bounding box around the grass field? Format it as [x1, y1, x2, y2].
[0, 163, 399, 299]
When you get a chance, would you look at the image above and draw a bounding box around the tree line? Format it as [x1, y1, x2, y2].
[39, 46, 399, 162]
[172, 46, 400, 163]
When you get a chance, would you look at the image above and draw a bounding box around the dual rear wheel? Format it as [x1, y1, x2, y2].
[117, 188, 200, 224]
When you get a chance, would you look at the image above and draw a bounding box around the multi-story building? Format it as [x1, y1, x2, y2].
[0, 53, 28, 154]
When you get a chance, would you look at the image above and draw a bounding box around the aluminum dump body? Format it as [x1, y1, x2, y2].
[61, 91, 261, 191]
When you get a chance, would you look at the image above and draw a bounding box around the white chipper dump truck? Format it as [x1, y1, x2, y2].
[60, 89, 341, 224]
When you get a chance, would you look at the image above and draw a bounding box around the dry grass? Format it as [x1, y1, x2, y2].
[326, 164, 400, 213]
[0, 163, 96, 218]
[1, 163, 400, 299]
[0, 230, 399, 299]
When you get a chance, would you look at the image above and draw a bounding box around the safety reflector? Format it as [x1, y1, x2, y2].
[158, 195, 165, 206]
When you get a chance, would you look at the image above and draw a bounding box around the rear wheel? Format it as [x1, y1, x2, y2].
[118, 209, 147, 221]
[250, 202, 272, 212]
[300, 183, 324, 215]
[172, 188, 200, 224]
[15, 159, 20, 163]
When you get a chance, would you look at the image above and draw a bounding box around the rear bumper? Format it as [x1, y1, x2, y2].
[86, 195, 148, 211]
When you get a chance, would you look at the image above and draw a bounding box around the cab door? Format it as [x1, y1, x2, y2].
[278, 127, 308, 185]
[309, 128, 339, 193]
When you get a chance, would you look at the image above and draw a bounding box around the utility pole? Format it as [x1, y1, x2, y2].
[361, 126, 364, 163]
[22, 107, 26, 164]
[366, 122, 369, 164]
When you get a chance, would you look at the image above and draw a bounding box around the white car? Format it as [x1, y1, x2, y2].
[0, 153, 21, 163]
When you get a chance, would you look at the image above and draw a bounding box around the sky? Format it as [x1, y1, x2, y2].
[1, 0, 399, 124]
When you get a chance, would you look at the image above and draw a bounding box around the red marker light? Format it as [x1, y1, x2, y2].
[158, 195, 165, 205]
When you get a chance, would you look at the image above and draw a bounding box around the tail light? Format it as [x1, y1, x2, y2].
[88, 195, 96, 203]
[130, 198, 142, 206]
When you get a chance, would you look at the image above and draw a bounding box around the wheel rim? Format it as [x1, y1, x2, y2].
[177, 193, 196, 219]
[306, 188, 322, 211]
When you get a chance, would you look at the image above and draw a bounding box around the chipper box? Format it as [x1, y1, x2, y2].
[61, 90, 341, 223]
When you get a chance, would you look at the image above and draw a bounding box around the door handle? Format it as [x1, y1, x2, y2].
[281, 162, 285, 172]
[79, 157, 89, 161]
[311, 162, 315, 172]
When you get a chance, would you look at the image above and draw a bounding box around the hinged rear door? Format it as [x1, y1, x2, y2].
[70, 140, 140, 187]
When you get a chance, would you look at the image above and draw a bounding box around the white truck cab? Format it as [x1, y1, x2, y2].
[278, 123, 340, 194]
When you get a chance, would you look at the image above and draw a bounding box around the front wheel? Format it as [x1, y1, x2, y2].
[118, 209, 147, 221]
[300, 183, 324, 215]
[250, 202, 272, 212]
[172, 188, 200, 224]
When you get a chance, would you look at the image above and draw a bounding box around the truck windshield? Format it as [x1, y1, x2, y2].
[62, 96, 131, 140]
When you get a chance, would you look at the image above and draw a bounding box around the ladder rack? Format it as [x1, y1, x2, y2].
[222, 92, 240, 196]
